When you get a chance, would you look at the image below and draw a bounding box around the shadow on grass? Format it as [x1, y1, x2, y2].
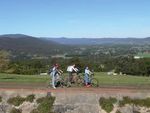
[1, 77, 16, 80]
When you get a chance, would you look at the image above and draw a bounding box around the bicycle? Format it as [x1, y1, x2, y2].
[88, 73, 99, 87]
[47, 71, 67, 88]
[66, 72, 99, 87]
[66, 72, 85, 87]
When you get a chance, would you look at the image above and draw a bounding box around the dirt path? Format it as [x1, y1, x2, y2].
[0, 82, 150, 94]
[0, 87, 138, 93]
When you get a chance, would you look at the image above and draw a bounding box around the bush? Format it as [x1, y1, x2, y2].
[0, 96, 2, 102]
[35, 96, 55, 113]
[141, 98, 150, 107]
[30, 109, 39, 113]
[7, 96, 25, 106]
[119, 96, 132, 107]
[26, 94, 35, 102]
[99, 97, 117, 113]
[36, 97, 45, 104]
[116, 110, 121, 113]
[119, 97, 150, 107]
[133, 111, 140, 113]
[10, 108, 22, 113]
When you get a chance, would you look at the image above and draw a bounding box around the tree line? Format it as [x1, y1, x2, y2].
[1, 50, 150, 76]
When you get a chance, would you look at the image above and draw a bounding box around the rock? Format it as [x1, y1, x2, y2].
[19, 102, 37, 113]
[119, 105, 133, 113]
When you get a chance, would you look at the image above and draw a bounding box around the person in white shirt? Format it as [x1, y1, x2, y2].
[67, 64, 78, 83]
[84, 66, 92, 87]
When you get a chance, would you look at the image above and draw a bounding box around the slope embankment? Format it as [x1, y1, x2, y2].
[0, 88, 150, 113]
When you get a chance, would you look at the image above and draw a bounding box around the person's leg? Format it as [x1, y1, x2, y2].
[84, 74, 88, 85]
[68, 72, 72, 82]
[87, 75, 90, 84]
[49, 72, 52, 86]
[67, 72, 72, 87]
[70, 72, 74, 83]
[52, 71, 56, 89]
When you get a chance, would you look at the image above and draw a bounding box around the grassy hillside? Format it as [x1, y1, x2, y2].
[0, 34, 69, 56]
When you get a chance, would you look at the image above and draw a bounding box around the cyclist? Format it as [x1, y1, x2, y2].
[67, 64, 78, 83]
[51, 64, 59, 89]
[84, 66, 92, 87]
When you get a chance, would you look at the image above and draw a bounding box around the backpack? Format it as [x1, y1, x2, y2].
[48, 68, 53, 74]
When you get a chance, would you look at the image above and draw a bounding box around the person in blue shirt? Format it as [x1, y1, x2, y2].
[84, 66, 92, 87]
[52, 64, 59, 89]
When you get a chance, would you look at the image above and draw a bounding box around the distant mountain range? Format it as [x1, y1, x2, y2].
[1, 34, 150, 45]
[0, 34, 150, 56]
[44, 37, 150, 45]
[0, 34, 67, 56]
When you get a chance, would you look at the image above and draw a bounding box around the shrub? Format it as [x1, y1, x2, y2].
[0, 96, 2, 102]
[26, 94, 35, 102]
[132, 98, 144, 107]
[133, 111, 140, 113]
[99, 97, 117, 113]
[30, 109, 39, 113]
[116, 110, 121, 113]
[119, 97, 150, 107]
[141, 98, 150, 107]
[10, 108, 22, 113]
[36, 97, 45, 104]
[132, 98, 150, 107]
[119, 96, 132, 107]
[7, 96, 25, 106]
[36, 96, 55, 113]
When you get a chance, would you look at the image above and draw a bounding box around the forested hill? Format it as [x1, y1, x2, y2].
[1, 34, 150, 58]
[0, 34, 68, 55]
[45, 37, 150, 45]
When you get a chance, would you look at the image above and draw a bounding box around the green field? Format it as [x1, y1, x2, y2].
[94, 72, 150, 87]
[0, 73, 150, 87]
[137, 52, 150, 58]
[0, 73, 49, 83]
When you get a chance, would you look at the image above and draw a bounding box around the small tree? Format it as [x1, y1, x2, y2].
[0, 50, 10, 72]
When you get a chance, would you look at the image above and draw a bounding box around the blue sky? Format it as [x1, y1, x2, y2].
[0, 0, 150, 38]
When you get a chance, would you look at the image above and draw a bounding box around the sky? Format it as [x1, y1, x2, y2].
[0, 0, 150, 38]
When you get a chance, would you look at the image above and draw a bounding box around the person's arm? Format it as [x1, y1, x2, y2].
[72, 67, 78, 72]
[58, 69, 63, 75]
[89, 70, 94, 76]
[89, 70, 92, 74]
[55, 68, 61, 75]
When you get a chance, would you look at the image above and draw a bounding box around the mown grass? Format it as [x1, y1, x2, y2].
[94, 72, 150, 87]
[1, 72, 150, 87]
[0, 73, 49, 83]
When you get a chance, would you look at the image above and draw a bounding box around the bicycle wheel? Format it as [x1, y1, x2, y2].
[63, 77, 71, 88]
[59, 80, 65, 88]
[77, 78, 85, 87]
[91, 78, 99, 87]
